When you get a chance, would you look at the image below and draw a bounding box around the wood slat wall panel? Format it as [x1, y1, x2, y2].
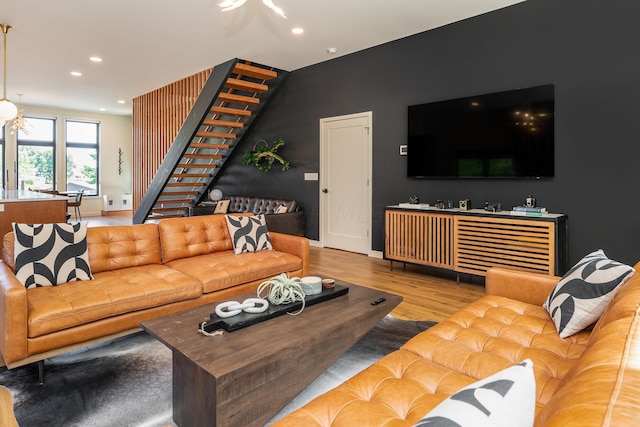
[132, 68, 213, 212]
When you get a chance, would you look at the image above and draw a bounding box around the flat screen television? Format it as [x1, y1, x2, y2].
[407, 84, 554, 178]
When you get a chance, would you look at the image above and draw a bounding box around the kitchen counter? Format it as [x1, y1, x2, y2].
[0, 190, 68, 202]
[0, 190, 69, 237]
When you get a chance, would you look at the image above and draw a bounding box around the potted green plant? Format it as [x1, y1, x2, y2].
[243, 138, 290, 172]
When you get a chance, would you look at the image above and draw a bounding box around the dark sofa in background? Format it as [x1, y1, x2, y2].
[190, 195, 305, 236]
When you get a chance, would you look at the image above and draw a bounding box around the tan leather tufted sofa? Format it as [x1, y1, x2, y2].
[0, 214, 308, 370]
[273, 264, 640, 427]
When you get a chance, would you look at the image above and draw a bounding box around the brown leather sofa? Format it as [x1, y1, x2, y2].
[0, 214, 308, 371]
[273, 264, 640, 426]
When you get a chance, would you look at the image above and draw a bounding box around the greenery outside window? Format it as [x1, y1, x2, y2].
[17, 117, 56, 191]
[66, 120, 99, 196]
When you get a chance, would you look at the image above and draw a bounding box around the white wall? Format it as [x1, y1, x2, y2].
[3, 105, 132, 217]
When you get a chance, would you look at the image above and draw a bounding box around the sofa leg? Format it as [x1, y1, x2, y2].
[38, 360, 44, 385]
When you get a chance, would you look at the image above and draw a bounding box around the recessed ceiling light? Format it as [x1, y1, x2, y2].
[327, 48, 337, 54]
[70, 71, 82, 77]
[99, 108, 106, 112]
[117, 100, 126, 104]
[89, 56, 103, 62]
[292, 27, 304, 35]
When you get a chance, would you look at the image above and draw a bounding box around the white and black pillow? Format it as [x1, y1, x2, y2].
[214, 199, 230, 214]
[414, 360, 536, 427]
[13, 222, 93, 289]
[543, 249, 635, 338]
[225, 215, 273, 255]
[275, 204, 288, 214]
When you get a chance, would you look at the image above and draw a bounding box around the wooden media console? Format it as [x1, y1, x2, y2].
[385, 206, 568, 279]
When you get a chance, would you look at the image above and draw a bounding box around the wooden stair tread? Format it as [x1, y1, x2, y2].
[225, 78, 268, 93]
[182, 153, 223, 159]
[177, 163, 216, 169]
[189, 143, 230, 150]
[196, 131, 236, 139]
[217, 92, 259, 105]
[172, 173, 211, 178]
[161, 191, 199, 196]
[165, 183, 206, 187]
[156, 199, 194, 204]
[202, 119, 244, 128]
[210, 106, 252, 117]
[233, 63, 277, 80]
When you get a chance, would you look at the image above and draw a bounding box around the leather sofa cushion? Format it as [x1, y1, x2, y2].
[3, 224, 162, 273]
[275, 267, 640, 427]
[158, 215, 235, 263]
[535, 306, 640, 426]
[87, 224, 162, 273]
[534, 267, 640, 425]
[165, 249, 303, 294]
[273, 294, 591, 426]
[401, 295, 590, 410]
[26, 265, 202, 338]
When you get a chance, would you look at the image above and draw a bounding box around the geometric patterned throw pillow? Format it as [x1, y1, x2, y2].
[13, 222, 93, 289]
[543, 249, 635, 338]
[225, 215, 273, 255]
[414, 360, 536, 427]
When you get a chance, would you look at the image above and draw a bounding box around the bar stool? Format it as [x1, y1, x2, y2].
[67, 191, 84, 221]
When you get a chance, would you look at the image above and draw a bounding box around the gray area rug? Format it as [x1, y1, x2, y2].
[0, 315, 435, 426]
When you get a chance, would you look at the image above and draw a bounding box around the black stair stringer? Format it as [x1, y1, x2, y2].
[193, 68, 290, 206]
[133, 58, 240, 224]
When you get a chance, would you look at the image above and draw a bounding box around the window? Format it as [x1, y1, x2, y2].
[66, 120, 99, 196]
[17, 117, 56, 191]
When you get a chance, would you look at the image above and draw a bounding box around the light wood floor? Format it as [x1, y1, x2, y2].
[86, 215, 486, 322]
[309, 247, 485, 322]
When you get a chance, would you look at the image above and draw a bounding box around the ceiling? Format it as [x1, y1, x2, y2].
[1, 0, 524, 116]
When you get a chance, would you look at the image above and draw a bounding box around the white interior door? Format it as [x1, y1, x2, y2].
[320, 112, 372, 255]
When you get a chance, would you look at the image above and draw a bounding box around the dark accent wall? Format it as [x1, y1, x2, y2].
[216, 0, 640, 266]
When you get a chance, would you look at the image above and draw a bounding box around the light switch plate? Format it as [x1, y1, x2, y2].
[304, 173, 319, 181]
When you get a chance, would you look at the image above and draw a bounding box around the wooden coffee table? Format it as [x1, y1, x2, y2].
[140, 278, 402, 427]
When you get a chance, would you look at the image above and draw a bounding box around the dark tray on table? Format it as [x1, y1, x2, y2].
[200, 284, 349, 333]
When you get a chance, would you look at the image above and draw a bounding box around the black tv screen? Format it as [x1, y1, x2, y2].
[407, 84, 554, 178]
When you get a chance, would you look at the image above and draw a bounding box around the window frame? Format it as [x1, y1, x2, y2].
[65, 119, 100, 197]
[17, 116, 57, 191]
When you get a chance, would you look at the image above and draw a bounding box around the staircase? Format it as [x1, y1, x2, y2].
[133, 58, 288, 224]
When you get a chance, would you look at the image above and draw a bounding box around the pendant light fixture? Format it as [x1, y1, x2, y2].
[0, 24, 18, 122]
[218, 0, 287, 19]
[9, 94, 28, 135]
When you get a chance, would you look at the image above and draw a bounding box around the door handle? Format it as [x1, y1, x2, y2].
[322, 188, 328, 193]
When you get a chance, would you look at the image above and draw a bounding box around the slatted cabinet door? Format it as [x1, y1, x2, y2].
[454, 216, 555, 276]
[385, 210, 453, 269]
